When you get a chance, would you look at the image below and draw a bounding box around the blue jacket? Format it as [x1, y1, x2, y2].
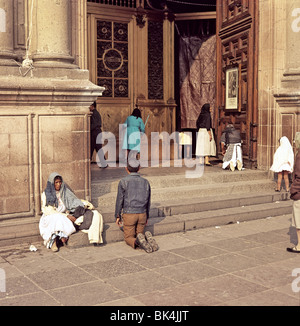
[122, 116, 145, 152]
[115, 173, 151, 219]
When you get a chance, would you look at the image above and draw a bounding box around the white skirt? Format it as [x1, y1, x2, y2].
[223, 143, 243, 169]
[270, 162, 293, 173]
[179, 132, 192, 145]
[39, 213, 76, 245]
[196, 128, 216, 157]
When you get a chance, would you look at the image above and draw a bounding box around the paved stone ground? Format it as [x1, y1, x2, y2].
[0, 213, 299, 310]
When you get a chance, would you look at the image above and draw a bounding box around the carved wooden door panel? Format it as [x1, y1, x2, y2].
[216, 0, 258, 168]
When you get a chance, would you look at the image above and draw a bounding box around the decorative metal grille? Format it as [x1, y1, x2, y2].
[87, 0, 138, 8]
[148, 20, 163, 99]
[97, 20, 129, 98]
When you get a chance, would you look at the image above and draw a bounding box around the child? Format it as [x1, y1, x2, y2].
[179, 131, 192, 160]
[114, 161, 158, 253]
[270, 136, 294, 192]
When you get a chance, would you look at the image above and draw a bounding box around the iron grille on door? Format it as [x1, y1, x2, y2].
[96, 20, 129, 98]
[148, 20, 163, 100]
[87, 0, 138, 8]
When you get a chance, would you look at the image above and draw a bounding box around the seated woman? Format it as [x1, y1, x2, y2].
[39, 172, 84, 252]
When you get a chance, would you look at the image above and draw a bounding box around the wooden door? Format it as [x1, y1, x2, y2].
[215, 0, 258, 168]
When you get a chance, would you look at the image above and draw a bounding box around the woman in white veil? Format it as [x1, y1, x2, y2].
[270, 136, 294, 192]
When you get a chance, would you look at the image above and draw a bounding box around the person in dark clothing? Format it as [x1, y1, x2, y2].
[220, 121, 243, 171]
[115, 161, 158, 253]
[195, 103, 216, 166]
[90, 101, 108, 168]
[287, 132, 300, 253]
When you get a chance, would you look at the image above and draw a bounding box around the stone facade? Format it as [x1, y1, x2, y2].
[1, 0, 300, 228]
[0, 0, 104, 220]
[258, 0, 300, 170]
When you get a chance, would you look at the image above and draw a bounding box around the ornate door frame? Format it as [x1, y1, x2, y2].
[216, 0, 259, 168]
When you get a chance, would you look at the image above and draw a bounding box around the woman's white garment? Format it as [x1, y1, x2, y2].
[39, 192, 76, 246]
[222, 143, 243, 169]
[292, 200, 300, 229]
[74, 210, 104, 244]
[196, 128, 216, 157]
[270, 136, 294, 173]
[179, 132, 192, 145]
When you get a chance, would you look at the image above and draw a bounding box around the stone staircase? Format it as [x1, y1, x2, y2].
[0, 164, 293, 248]
[76, 165, 292, 246]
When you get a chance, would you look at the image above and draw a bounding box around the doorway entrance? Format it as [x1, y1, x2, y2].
[86, 0, 259, 168]
[174, 15, 217, 158]
[215, 0, 259, 168]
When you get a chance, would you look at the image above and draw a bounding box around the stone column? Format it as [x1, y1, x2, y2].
[31, 0, 75, 68]
[258, 0, 287, 170]
[273, 0, 300, 166]
[0, 0, 17, 65]
[286, 0, 300, 75]
[71, 0, 87, 69]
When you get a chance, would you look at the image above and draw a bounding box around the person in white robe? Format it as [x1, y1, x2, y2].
[220, 123, 243, 171]
[270, 136, 294, 192]
[39, 172, 84, 251]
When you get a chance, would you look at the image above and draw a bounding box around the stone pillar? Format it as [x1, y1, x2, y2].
[286, 0, 300, 75]
[0, 0, 17, 65]
[71, 0, 88, 69]
[258, 0, 287, 170]
[273, 0, 300, 166]
[31, 0, 75, 68]
[0, 0, 104, 241]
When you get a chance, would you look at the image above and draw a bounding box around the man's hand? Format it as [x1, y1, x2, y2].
[116, 217, 121, 226]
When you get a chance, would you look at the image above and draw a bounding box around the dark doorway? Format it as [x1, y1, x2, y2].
[172, 1, 217, 157]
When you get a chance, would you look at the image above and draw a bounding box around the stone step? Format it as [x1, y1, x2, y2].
[0, 166, 284, 248]
[93, 179, 276, 208]
[91, 169, 270, 197]
[0, 217, 40, 247]
[0, 192, 292, 248]
[99, 191, 290, 223]
[97, 200, 293, 246]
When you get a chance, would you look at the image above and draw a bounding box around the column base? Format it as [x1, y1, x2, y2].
[0, 51, 18, 66]
[32, 53, 78, 69]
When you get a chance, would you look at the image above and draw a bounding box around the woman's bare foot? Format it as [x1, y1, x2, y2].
[61, 237, 68, 244]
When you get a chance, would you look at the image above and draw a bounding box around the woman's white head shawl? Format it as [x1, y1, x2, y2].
[44, 172, 83, 213]
[270, 136, 294, 172]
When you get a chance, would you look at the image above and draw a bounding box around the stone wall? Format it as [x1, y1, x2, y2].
[258, 0, 300, 170]
[0, 0, 103, 220]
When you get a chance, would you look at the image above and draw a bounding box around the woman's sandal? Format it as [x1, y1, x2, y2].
[287, 246, 300, 253]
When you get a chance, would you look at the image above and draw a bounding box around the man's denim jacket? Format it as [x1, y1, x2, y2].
[115, 173, 151, 219]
